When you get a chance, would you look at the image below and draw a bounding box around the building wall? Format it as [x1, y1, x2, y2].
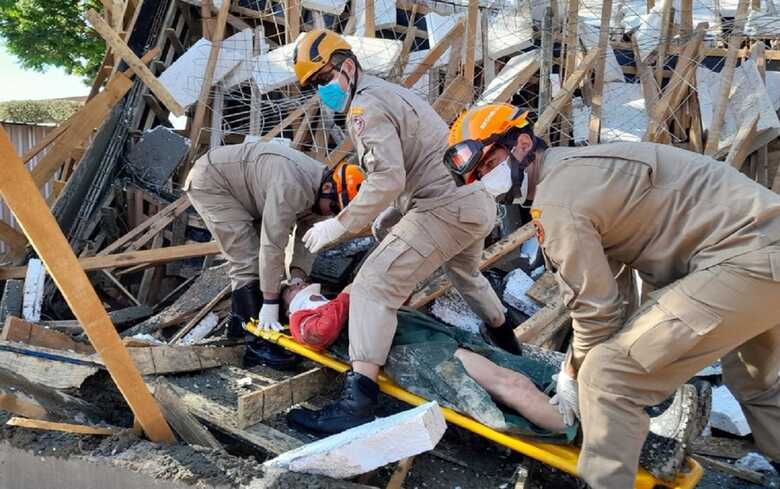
[0, 122, 55, 256]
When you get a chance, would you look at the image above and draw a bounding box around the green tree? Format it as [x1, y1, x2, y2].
[0, 0, 104, 80]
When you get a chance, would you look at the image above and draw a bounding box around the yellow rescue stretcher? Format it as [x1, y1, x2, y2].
[246, 324, 704, 489]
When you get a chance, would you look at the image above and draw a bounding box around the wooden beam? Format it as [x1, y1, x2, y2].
[386, 457, 415, 489]
[724, 114, 759, 170]
[0, 129, 174, 443]
[0, 242, 219, 280]
[463, 0, 479, 84]
[85, 9, 184, 116]
[187, 0, 232, 162]
[364, 0, 375, 38]
[402, 19, 465, 89]
[99, 195, 191, 256]
[5, 417, 119, 436]
[587, 0, 612, 144]
[237, 367, 335, 429]
[285, 0, 301, 42]
[390, 3, 420, 81]
[431, 76, 473, 124]
[153, 378, 224, 450]
[654, 0, 674, 87]
[164, 27, 185, 55]
[21, 122, 71, 164]
[704, 0, 750, 155]
[559, 0, 579, 146]
[408, 222, 536, 309]
[644, 24, 706, 142]
[0, 391, 47, 419]
[492, 58, 539, 105]
[681, 0, 693, 36]
[127, 345, 243, 375]
[538, 6, 554, 122]
[535, 48, 601, 138]
[2, 316, 95, 354]
[631, 33, 658, 115]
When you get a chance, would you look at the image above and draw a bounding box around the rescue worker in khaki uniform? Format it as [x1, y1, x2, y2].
[286, 30, 515, 434]
[185, 141, 364, 368]
[445, 103, 780, 487]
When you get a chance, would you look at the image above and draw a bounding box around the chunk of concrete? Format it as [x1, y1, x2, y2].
[736, 452, 778, 474]
[267, 402, 446, 478]
[572, 82, 647, 143]
[503, 268, 541, 317]
[159, 29, 254, 108]
[429, 287, 483, 334]
[302, 0, 347, 15]
[710, 385, 751, 436]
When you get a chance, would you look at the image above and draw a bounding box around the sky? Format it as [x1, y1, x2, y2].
[0, 42, 91, 102]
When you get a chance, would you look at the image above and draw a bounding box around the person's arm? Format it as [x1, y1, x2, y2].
[290, 214, 319, 281]
[540, 206, 625, 373]
[259, 171, 314, 296]
[336, 102, 406, 233]
[289, 293, 350, 350]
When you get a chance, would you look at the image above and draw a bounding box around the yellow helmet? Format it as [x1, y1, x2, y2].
[293, 29, 353, 86]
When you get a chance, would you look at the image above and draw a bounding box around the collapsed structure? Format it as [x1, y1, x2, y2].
[1, 0, 780, 487]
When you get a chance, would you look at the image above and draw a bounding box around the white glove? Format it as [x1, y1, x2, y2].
[258, 302, 284, 332]
[549, 362, 580, 426]
[371, 207, 402, 242]
[302, 218, 347, 253]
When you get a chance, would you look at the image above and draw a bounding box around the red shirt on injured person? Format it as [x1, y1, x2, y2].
[284, 283, 349, 351]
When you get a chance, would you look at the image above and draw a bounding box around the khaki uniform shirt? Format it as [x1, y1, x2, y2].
[336, 74, 458, 233]
[533, 142, 780, 369]
[186, 142, 325, 294]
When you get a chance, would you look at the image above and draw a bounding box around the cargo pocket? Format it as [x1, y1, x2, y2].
[625, 287, 722, 373]
[366, 233, 435, 278]
[771, 251, 780, 281]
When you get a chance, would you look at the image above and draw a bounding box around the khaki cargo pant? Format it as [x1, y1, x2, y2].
[577, 243, 780, 488]
[348, 188, 506, 365]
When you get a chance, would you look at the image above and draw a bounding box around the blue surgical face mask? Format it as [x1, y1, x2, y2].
[317, 66, 349, 113]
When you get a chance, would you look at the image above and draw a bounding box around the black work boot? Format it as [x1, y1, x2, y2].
[244, 338, 300, 370]
[287, 371, 378, 434]
[480, 317, 521, 355]
[230, 281, 299, 370]
[228, 281, 261, 339]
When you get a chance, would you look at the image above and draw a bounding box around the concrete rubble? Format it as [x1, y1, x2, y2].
[710, 384, 751, 436]
[266, 402, 447, 478]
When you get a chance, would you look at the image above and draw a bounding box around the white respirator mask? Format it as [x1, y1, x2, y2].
[288, 283, 330, 314]
[480, 158, 529, 205]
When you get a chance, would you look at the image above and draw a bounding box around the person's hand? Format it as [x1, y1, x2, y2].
[258, 302, 284, 331]
[302, 218, 347, 253]
[371, 207, 402, 242]
[549, 362, 580, 426]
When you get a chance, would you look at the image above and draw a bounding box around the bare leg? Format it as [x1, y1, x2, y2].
[454, 348, 567, 433]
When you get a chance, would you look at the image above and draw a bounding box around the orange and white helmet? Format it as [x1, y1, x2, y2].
[445, 104, 530, 183]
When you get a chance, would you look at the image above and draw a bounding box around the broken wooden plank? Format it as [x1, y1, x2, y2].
[463, 0, 478, 84]
[5, 417, 120, 436]
[0, 340, 100, 389]
[525, 272, 558, 305]
[386, 457, 415, 489]
[587, 0, 613, 144]
[171, 383, 304, 455]
[692, 454, 765, 485]
[535, 48, 601, 138]
[238, 367, 336, 429]
[691, 436, 755, 460]
[0, 242, 220, 280]
[125, 345, 243, 375]
[100, 195, 191, 256]
[0, 391, 48, 419]
[431, 76, 473, 124]
[2, 316, 94, 354]
[513, 302, 569, 346]
[0, 366, 101, 421]
[0, 127, 175, 444]
[153, 378, 224, 450]
[409, 222, 536, 309]
[725, 114, 759, 170]
[704, 0, 750, 155]
[85, 9, 184, 116]
[170, 283, 231, 344]
[403, 19, 465, 89]
[187, 0, 232, 162]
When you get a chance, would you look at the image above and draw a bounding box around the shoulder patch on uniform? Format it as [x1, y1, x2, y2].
[351, 116, 366, 136]
[531, 208, 542, 219]
[532, 218, 545, 245]
[349, 106, 365, 117]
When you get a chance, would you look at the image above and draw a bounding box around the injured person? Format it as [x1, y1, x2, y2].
[278, 281, 711, 482]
